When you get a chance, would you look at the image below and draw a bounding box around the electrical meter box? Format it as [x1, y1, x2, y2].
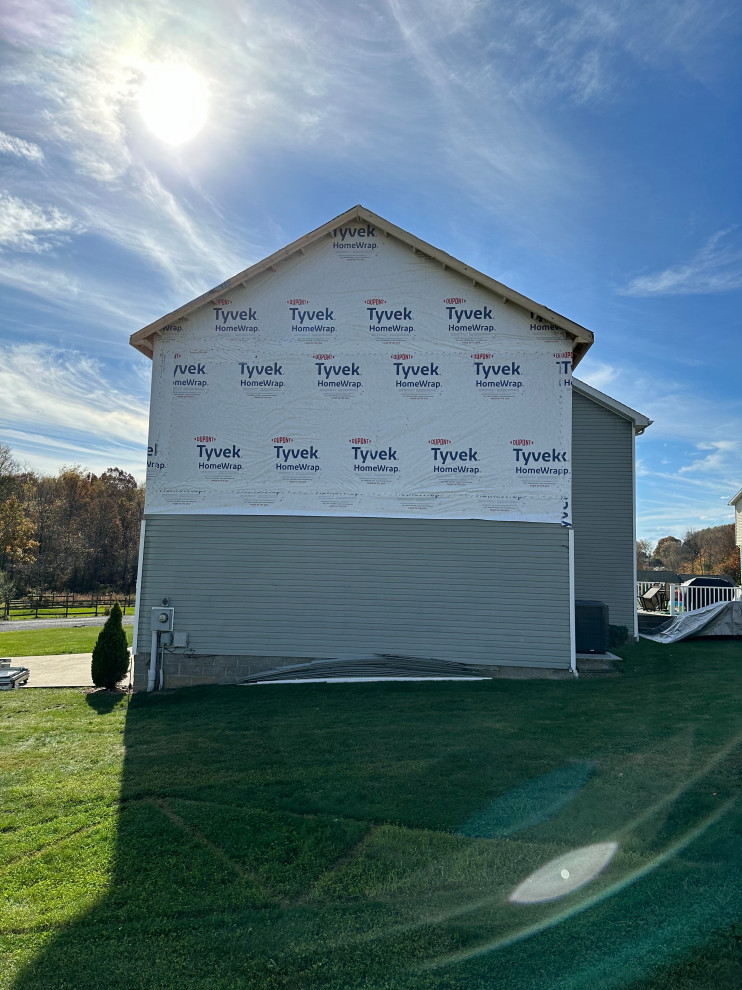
[151, 607, 175, 632]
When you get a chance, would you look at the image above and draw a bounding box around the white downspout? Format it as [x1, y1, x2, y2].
[631, 426, 640, 642]
[569, 527, 578, 677]
[147, 630, 158, 693]
[132, 519, 146, 655]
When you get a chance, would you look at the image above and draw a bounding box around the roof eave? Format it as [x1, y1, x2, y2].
[572, 377, 653, 435]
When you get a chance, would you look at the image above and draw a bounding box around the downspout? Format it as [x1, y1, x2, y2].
[631, 426, 640, 642]
[147, 630, 158, 693]
[131, 519, 146, 656]
[569, 527, 578, 677]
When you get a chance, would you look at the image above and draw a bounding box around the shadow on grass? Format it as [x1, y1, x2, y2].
[84, 690, 127, 715]
[8, 640, 742, 990]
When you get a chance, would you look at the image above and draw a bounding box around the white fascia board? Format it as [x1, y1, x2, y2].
[728, 488, 742, 506]
[572, 378, 653, 435]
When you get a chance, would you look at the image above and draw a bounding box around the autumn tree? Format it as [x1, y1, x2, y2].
[654, 535, 684, 572]
[0, 495, 39, 576]
[0, 448, 144, 594]
[636, 539, 654, 569]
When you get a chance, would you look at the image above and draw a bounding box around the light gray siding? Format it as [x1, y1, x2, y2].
[572, 390, 635, 632]
[136, 515, 572, 670]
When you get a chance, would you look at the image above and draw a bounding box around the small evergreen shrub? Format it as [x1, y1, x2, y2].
[91, 602, 129, 689]
[609, 624, 629, 648]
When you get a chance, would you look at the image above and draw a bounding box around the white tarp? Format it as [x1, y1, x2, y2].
[145, 227, 572, 522]
[641, 600, 742, 643]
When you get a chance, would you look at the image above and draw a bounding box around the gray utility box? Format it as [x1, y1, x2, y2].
[575, 600, 609, 653]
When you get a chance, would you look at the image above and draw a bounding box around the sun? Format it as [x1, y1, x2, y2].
[138, 64, 208, 146]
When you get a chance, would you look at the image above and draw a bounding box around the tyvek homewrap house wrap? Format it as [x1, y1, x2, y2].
[129, 206, 651, 690]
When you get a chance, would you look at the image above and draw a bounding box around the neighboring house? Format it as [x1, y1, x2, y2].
[730, 488, 742, 559]
[129, 205, 651, 689]
[637, 570, 681, 585]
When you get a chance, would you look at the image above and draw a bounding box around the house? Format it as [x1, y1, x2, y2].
[729, 488, 742, 560]
[129, 206, 651, 689]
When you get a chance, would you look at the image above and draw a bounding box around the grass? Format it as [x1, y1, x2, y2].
[0, 638, 739, 989]
[0, 626, 132, 658]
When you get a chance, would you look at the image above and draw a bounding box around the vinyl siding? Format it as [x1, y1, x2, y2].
[572, 390, 635, 631]
[136, 516, 572, 668]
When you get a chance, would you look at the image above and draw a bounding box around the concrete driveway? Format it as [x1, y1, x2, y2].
[5, 653, 97, 687]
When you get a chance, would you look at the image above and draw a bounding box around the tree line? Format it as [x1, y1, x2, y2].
[0, 444, 144, 597]
[637, 524, 740, 581]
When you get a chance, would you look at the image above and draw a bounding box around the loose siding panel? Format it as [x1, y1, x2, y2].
[136, 516, 572, 669]
[572, 390, 635, 631]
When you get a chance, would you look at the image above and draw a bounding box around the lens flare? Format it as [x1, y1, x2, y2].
[139, 64, 208, 146]
[509, 842, 618, 903]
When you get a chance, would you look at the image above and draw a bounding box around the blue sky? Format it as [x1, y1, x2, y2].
[1, 0, 740, 545]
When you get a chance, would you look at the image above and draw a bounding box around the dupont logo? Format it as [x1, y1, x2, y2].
[273, 436, 293, 443]
[213, 298, 231, 305]
[194, 435, 216, 442]
[287, 298, 308, 305]
[554, 351, 572, 359]
[472, 353, 491, 359]
[444, 297, 465, 304]
[365, 298, 385, 304]
[429, 438, 451, 446]
[511, 439, 534, 447]
[313, 354, 334, 360]
[392, 353, 413, 360]
[350, 437, 370, 444]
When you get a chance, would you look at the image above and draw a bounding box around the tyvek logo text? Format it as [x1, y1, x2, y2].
[289, 299, 335, 333]
[273, 437, 320, 472]
[196, 437, 242, 471]
[350, 437, 399, 474]
[393, 354, 440, 389]
[239, 361, 284, 389]
[446, 298, 496, 333]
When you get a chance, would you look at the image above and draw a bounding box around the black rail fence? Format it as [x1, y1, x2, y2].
[2, 593, 135, 621]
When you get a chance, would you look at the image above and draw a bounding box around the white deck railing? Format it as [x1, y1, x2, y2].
[637, 582, 741, 615]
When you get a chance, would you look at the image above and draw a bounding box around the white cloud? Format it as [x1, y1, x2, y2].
[0, 130, 44, 161]
[620, 229, 742, 296]
[0, 344, 149, 478]
[0, 193, 83, 253]
[573, 359, 618, 390]
[678, 440, 740, 475]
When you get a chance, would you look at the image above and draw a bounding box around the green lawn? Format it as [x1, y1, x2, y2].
[0, 639, 739, 990]
[0, 625, 132, 657]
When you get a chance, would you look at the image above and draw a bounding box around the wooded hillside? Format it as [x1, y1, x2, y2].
[637, 524, 740, 581]
[0, 444, 144, 595]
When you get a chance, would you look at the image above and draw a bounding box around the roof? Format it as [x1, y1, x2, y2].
[572, 378, 653, 435]
[729, 488, 742, 506]
[129, 204, 595, 364]
[637, 570, 680, 583]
